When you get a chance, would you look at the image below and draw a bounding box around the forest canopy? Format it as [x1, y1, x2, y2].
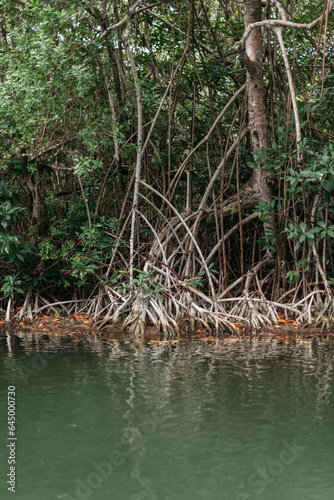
[0, 0, 334, 333]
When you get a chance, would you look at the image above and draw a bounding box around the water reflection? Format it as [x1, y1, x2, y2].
[0, 331, 334, 500]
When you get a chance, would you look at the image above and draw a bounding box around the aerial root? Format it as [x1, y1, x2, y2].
[97, 288, 239, 336]
[228, 294, 279, 330]
[6, 283, 333, 335]
[122, 290, 177, 337]
[313, 298, 334, 332]
[97, 289, 177, 336]
[189, 302, 239, 334]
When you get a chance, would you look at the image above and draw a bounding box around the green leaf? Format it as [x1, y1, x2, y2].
[294, 241, 301, 251]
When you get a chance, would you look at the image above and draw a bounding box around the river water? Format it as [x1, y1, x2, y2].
[0, 331, 334, 500]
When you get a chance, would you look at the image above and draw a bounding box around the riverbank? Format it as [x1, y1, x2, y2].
[1, 313, 334, 342]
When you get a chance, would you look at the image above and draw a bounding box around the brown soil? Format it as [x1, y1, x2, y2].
[1, 314, 334, 342]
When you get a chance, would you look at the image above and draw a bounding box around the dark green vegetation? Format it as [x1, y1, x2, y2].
[0, 0, 334, 333]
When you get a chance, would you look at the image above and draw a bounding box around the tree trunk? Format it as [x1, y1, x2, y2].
[241, 0, 273, 233]
[27, 174, 43, 235]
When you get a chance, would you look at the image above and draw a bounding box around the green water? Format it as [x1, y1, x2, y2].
[1, 332, 334, 500]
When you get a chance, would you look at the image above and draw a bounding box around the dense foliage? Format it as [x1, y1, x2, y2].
[0, 0, 334, 332]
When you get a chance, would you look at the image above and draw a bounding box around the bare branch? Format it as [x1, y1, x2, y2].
[274, 26, 303, 163]
[235, 0, 333, 52]
[170, 84, 246, 188]
[94, 0, 172, 41]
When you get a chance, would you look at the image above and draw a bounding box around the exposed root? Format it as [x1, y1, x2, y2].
[313, 298, 334, 332]
[175, 291, 238, 334]
[96, 287, 239, 336]
[97, 288, 177, 336]
[16, 291, 34, 323]
[227, 294, 279, 330]
[2, 277, 333, 336]
[124, 293, 178, 337]
[5, 297, 12, 324]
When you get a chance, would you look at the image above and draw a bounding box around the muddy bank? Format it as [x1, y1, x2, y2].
[1, 313, 334, 343]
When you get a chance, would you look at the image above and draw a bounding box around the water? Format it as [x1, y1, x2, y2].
[0, 331, 334, 500]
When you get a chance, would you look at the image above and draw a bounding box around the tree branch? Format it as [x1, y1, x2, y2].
[94, 0, 173, 41]
[235, 0, 333, 52]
